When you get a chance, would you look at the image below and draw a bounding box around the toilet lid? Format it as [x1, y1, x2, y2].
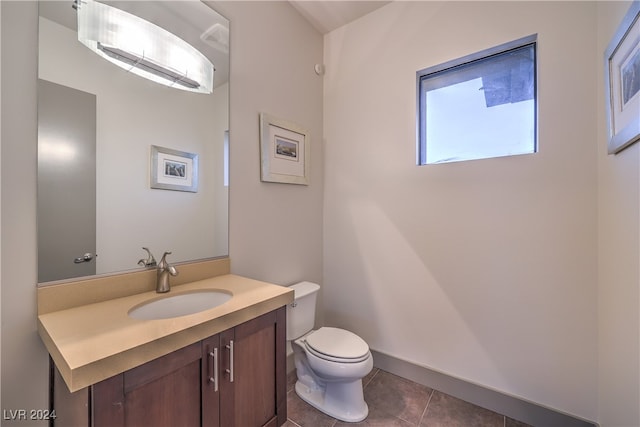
[305, 327, 369, 360]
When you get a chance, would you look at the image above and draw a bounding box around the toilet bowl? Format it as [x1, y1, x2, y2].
[287, 282, 373, 422]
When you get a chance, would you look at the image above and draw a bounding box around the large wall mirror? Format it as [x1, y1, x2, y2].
[37, 1, 229, 284]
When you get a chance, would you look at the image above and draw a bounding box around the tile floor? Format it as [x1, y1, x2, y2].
[284, 368, 532, 427]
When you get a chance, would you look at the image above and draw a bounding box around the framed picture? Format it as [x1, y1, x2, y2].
[150, 145, 199, 192]
[604, 1, 640, 154]
[259, 113, 310, 185]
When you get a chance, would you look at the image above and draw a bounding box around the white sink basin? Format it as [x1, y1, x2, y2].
[128, 290, 232, 320]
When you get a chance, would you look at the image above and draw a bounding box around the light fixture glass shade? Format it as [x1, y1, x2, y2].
[77, 0, 214, 94]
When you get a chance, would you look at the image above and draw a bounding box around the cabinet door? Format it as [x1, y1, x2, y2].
[93, 342, 202, 427]
[202, 334, 221, 427]
[220, 307, 287, 427]
[51, 307, 287, 427]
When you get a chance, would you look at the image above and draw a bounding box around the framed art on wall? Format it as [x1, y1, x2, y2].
[259, 113, 310, 185]
[150, 145, 199, 192]
[604, 1, 640, 154]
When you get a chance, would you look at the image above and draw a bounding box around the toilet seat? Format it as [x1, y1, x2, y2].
[304, 327, 370, 363]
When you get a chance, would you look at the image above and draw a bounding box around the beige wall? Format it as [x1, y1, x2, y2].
[596, 2, 640, 427]
[1, 2, 45, 423]
[216, 1, 324, 288]
[323, 1, 600, 421]
[0, 0, 3, 410]
[0, 1, 323, 423]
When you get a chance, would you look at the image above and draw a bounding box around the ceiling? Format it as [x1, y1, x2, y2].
[41, 1, 389, 37]
[289, 1, 391, 34]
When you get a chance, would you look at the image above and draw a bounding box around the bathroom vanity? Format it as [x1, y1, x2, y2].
[38, 259, 293, 427]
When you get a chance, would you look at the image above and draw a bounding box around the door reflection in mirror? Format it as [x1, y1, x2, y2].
[38, 80, 97, 283]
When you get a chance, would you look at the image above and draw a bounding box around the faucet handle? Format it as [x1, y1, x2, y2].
[159, 251, 171, 265]
[155, 251, 178, 293]
[168, 265, 178, 276]
[138, 247, 157, 267]
[159, 251, 179, 276]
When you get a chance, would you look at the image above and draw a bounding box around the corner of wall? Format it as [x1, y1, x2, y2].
[1, 2, 49, 424]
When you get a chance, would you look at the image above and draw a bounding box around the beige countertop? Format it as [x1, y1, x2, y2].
[38, 273, 293, 392]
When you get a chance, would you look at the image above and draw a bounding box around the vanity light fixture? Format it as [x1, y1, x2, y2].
[76, 0, 214, 94]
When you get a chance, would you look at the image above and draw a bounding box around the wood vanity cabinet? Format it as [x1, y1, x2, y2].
[50, 307, 287, 427]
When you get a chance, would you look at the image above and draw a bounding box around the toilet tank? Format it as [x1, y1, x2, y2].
[286, 281, 320, 340]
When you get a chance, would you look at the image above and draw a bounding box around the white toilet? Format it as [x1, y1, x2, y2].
[287, 281, 373, 423]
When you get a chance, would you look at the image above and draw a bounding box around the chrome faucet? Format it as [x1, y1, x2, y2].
[156, 251, 178, 293]
[138, 247, 157, 267]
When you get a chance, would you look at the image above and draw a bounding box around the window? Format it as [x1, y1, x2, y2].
[417, 35, 537, 164]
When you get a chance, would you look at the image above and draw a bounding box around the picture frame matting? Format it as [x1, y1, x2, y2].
[150, 145, 199, 192]
[259, 113, 310, 185]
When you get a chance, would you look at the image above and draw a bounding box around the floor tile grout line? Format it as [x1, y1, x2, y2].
[286, 367, 529, 427]
[417, 388, 435, 426]
[363, 367, 380, 389]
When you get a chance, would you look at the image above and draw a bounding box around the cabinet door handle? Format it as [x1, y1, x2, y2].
[225, 340, 234, 383]
[208, 347, 219, 392]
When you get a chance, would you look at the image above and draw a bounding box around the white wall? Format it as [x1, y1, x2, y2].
[1, 2, 46, 422]
[323, 1, 599, 421]
[3, 1, 636, 425]
[215, 1, 325, 288]
[0, 0, 4, 411]
[596, 2, 640, 427]
[0, 1, 323, 423]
